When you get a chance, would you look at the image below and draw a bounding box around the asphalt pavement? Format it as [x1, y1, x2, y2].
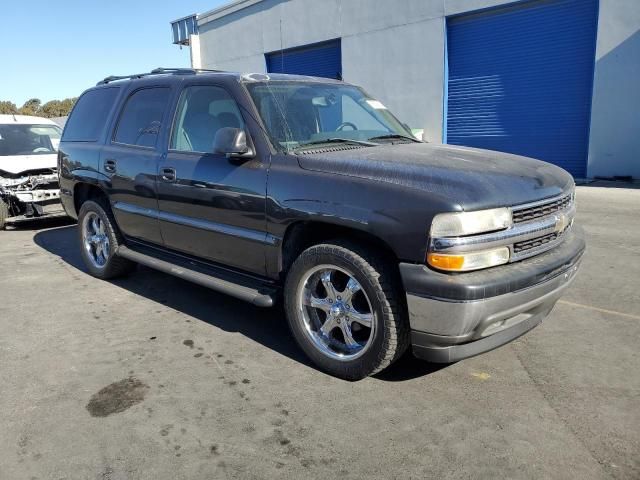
[0, 185, 638, 479]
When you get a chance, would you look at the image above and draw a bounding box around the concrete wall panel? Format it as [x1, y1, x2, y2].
[339, 0, 443, 36]
[587, 0, 640, 178]
[343, 17, 445, 142]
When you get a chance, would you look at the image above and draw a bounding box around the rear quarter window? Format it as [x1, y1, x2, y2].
[113, 87, 171, 148]
[62, 87, 120, 142]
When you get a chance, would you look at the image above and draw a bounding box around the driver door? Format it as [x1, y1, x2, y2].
[156, 83, 269, 276]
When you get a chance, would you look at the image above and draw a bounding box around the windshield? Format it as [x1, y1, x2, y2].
[245, 81, 416, 151]
[0, 124, 62, 157]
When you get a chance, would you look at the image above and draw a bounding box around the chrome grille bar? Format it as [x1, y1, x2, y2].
[512, 193, 573, 224]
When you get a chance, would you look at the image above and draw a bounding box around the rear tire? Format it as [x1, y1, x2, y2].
[284, 240, 410, 380]
[77, 199, 136, 279]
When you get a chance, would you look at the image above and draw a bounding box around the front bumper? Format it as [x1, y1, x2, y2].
[400, 227, 585, 363]
[1, 188, 64, 222]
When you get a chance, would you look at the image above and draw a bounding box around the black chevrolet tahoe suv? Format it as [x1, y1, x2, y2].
[59, 68, 585, 380]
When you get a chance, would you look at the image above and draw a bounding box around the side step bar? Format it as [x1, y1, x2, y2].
[117, 246, 276, 307]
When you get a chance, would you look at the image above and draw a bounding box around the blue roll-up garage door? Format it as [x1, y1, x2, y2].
[266, 39, 342, 80]
[446, 0, 598, 177]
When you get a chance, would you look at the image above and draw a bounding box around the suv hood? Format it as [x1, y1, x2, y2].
[0, 154, 58, 176]
[296, 143, 574, 210]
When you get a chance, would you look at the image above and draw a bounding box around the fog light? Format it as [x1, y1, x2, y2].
[427, 247, 510, 272]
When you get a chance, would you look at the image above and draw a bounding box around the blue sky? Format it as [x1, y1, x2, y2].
[1, 0, 228, 106]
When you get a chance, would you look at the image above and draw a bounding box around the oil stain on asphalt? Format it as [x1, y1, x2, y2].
[86, 377, 149, 417]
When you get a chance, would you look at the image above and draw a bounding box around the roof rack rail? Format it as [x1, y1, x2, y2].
[96, 67, 226, 85]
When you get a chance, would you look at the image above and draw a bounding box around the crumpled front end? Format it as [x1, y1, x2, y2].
[0, 168, 64, 224]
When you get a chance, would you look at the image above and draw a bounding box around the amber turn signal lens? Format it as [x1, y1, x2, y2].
[427, 247, 510, 272]
[427, 253, 465, 271]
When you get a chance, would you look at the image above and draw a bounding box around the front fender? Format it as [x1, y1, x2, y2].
[266, 154, 460, 267]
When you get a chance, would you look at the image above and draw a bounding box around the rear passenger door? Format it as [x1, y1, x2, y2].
[156, 83, 269, 276]
[102, 86, 172, 245]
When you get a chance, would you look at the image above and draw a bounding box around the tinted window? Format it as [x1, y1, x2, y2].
[62, 88, 119, 142]
[171, 86, 245, 153]
[114, 88, 171, 148]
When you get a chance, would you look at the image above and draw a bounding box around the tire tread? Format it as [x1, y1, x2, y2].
[284, 239, 410, 380]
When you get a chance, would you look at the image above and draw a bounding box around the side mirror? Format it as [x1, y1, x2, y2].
[212, 127, 254, 158]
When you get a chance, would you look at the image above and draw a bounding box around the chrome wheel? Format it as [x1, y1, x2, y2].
[296, 265, 375, 361]
[82, 211, 110, 269]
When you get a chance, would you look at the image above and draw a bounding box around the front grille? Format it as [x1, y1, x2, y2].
[513, 232, 560, 254]
[512, 194, 572, 224]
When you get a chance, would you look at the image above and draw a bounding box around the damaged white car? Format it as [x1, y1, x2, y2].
[0, 115, 66, 229]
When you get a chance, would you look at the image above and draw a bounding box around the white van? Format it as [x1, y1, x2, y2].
[0, 115, 65, 229]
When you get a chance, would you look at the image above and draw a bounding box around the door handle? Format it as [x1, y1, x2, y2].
[104, 159, 117, 173]
[161, 167, 177, 182]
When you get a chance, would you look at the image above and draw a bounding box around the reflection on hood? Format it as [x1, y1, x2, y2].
[0, 154, 58, 176]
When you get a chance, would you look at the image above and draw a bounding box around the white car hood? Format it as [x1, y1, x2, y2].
[0, 154, 58, 175]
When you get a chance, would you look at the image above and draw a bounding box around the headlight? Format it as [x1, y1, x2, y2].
[430, 208, 512, 237]
[427, 247, 510, 272]
[428, 208, 513, 272]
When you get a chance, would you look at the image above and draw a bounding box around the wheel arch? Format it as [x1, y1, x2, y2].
[278, 220, 400, 280]
[73, 182, 109, 215]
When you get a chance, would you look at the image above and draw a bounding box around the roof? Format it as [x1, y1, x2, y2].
[189, 0, 264, 26]
[94, 68, 346, 87]
[0, 114, 58, 126]
[240, 72, 345, 84]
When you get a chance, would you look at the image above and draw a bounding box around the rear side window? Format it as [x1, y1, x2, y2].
[62, 87, 119, 142]
[114, 88, 171, 148]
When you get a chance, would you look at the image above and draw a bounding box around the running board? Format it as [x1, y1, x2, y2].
[116, 245, 276, 307]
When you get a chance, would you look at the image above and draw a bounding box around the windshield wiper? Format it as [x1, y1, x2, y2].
[368, 134, 421, 143]
[292, 138, 377, 151]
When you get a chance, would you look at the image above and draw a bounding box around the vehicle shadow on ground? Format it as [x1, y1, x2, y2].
[5, 215, 76, 231]
[33, 225, 445, 382]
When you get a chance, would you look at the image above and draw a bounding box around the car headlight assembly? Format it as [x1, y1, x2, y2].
[430, 207, 512, 237]
[428, 208, 513, 272]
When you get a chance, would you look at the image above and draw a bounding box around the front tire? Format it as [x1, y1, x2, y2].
[0, 198, 9, 230]
[77, 200, 135, 279]
[284, 241, 410, 380]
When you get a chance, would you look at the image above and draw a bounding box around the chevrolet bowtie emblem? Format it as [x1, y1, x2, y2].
[555, 212, 569, 233]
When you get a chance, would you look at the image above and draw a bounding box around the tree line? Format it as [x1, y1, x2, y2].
[0, 98, 77, 118]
